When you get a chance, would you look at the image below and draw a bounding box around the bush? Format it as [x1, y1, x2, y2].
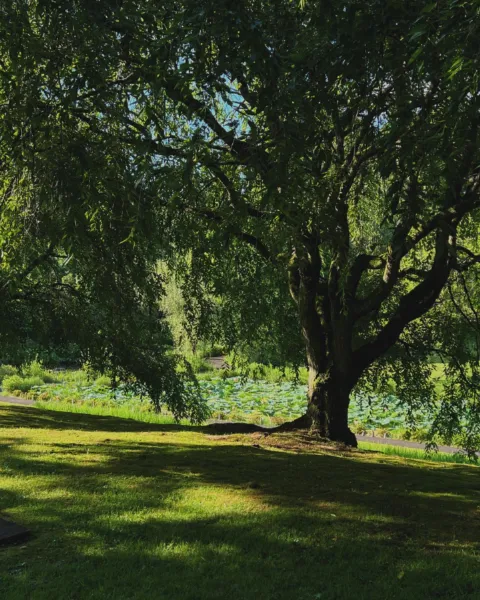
[2, 375, 23, 393]
[3, 375, 44, 394]
[402, 428, 429, 442]
[94, 375, 111, 387]
[42, 371, 60, 384]
[351, 421, 368, 435]
[21, 359, 60, 384]
[60, 369, 90, 384]
[0, 365, 18, 383]
[25, 359, 45, 379]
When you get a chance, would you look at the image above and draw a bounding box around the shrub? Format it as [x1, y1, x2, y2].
[2, 375, 23, 393]
[188, 355, 215, 373]
[60, 369, 90, 384]
[21, 376, 45, 392]
[403, 428, 429, 442]
[42, 371, 60, 384]
[25, 359, 45, 379]
[351, 421, 368, 435]
[3, 375, 44, 394]
[0, 365, 17, 383]
[94, 375, 111, 387]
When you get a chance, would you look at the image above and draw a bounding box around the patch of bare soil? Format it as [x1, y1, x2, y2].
[206, 429, 357, 456]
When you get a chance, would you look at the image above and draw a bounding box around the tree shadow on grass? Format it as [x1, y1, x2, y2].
[1, 406, 480, 599]
[0, 404, 275, 435]
[2, 434, 479, 539]
[2, 442, 479, 599]
[0, 403, 279, 433]
[0, 404, 195, 433]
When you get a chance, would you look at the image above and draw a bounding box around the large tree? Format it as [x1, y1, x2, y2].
[4, 0, 480, 446]
[0, 2, 210, 422]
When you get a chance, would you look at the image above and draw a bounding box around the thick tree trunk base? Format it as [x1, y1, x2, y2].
[273, 413, 312, 432]
[205, 416, 357, 446]
[272, 414, 358, 447]
[322, 426, 358, 448]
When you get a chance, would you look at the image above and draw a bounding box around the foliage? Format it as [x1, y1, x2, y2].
[0, 339, 82, 368]
[0, 364, 18, 383]
[184, 354, 216, 374]
[0, 8, 211, 423]
[19, 367, 472, 450]
[3, 374, 44, 394]
[94, 375, 113, 387]
[4, 1, 480, 439]
[21, 359, 56, 381]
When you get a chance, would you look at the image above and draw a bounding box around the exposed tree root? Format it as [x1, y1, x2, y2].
[329, 428, 358, 448]
[204, 422, 269, 434]
[205, 413, 358, 447]
[271, 413, 311, 432]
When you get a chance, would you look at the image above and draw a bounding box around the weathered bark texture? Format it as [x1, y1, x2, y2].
[284, 207, 457, 446]
[275, 366, 357, 446]
[306, 369, 357, 446]
[285, 245, 359, 446]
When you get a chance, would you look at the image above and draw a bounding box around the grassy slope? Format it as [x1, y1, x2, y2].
[357, 441, 476, 465]
[0, 404, 479, 600]
[35, 400, 477, 465]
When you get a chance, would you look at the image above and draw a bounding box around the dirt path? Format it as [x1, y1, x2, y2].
[205, 356, 228, 369]
[358, 434, 469, 455]
[0, 395, 34, 406]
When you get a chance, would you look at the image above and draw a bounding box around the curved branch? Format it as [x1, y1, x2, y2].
[353, 189, 480, 318]
[197, 209, 275, 264]
[352, 228, 454, 376]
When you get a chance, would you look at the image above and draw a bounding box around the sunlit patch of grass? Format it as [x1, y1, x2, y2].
[358, 441, 477, 465]
[35, 399, 183, 425]
[0, 404, 479, 600]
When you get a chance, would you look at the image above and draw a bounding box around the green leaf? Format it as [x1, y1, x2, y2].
[408, 46, 424, 65]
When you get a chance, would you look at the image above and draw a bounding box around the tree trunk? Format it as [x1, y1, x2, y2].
[307, 368, 357, 447]
[276, 371, 357, 446]
[287, 245, 358, 446]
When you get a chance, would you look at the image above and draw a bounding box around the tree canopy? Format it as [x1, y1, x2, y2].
[2, 0, 480, 448]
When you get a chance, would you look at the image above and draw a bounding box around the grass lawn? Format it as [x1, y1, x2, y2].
[0, 403, 479, 600]
[357, 441, 477, 465]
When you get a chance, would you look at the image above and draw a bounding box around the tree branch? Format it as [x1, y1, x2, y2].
[162, 76, 271, 176]
[352, 227, 454, 376]
[11, 241, 58, 286]
[196, 209, 275, 264]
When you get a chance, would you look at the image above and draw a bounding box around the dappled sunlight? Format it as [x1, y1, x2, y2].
[1, 405, 480, 599]
[409, 490, 477, 504]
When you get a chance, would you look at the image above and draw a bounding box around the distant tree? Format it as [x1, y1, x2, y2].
[4, 0, 480, 447]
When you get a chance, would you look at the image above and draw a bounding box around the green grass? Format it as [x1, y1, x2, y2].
[35, 399, 184, 426]
[33, 400, 477, 464]
[0, 403, 479, 600]
[0, 362, 456, 439]
[358, 441, 476, 465]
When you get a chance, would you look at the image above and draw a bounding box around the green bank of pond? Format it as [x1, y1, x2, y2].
[21, 375, 432, 435]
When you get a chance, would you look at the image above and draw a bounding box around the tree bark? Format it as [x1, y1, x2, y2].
[285, 247, 358, 446]
[275, 369, 357, 446]
[306, 368, 357, 446]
